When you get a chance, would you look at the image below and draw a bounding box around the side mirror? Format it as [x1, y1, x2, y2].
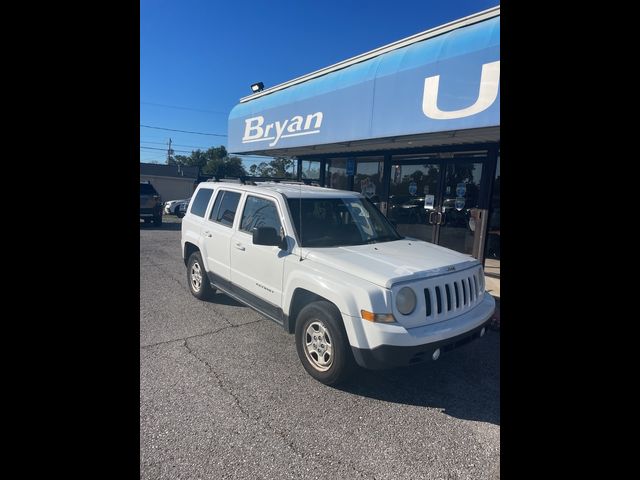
[252, 227, 286, 249]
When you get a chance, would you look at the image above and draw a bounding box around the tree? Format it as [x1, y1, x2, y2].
[203, 155, 246, 177]
[171, 145, 247, 177]
[248, 157, 295, 178]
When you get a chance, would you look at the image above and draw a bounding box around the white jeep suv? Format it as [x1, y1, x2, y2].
[181, 181, 495, 385]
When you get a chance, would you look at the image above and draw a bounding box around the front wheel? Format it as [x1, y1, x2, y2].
[295, 301, 355, 385]
[187, 251, 214, 300]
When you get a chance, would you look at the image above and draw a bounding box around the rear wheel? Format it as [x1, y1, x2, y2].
[153, 215, 162, 226]
[187, 251, 213, 300]
[295, 301, 355, 385]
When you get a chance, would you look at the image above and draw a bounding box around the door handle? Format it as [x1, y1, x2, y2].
[428, 211, 436, 224]
[203, 231, 212, 238]
[438, 212, 445, 225]
[234, 243, 245, 251]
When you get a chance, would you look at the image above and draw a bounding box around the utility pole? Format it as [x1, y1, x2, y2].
[167, 138, 172, 164]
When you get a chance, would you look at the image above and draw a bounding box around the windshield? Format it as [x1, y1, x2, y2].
[287, 197, 402, 247]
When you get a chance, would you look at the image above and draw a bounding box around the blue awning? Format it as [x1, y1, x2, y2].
[228, 13, 499, 155]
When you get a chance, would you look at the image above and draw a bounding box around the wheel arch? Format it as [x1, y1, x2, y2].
[287, 288, 338, 334]
[183, 241, 200, 266]
[282, 268, 388, 350]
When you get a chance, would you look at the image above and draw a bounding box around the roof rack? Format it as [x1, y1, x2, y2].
[202, 176, 320, 187]
[257, 180, 321, 187]
[205, 176, 257, 185]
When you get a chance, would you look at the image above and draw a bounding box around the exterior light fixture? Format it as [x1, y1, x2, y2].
[251, 82, 264, 93]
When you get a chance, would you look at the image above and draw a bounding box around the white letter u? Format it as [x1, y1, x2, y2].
[422, 60, 500, 120]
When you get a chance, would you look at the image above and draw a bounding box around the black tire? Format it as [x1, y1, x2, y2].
[187, 251, 214, 300]
[153, 215, 162, 226]
[176, 210, 184, 219]
[143, 218, 151, 224]
[295, 301, 355, 385]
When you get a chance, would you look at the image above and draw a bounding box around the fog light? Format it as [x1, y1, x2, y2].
[480, 327, 486, 337]
[432, 348, 441, 361]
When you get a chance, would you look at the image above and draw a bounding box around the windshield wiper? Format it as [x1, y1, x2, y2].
[363, 235, 399, 244]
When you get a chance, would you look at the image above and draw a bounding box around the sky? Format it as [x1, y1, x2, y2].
[140, 0, 499, 170]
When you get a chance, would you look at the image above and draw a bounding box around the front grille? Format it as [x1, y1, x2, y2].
[422, 266, 485, 322]
[424, 289, 432, 316]
[435, 286, 442, 314]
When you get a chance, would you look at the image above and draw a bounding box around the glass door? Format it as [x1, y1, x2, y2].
[435, 160, 484, 255]
[388, 152, 490, 259]
[387, 160, 441, 243]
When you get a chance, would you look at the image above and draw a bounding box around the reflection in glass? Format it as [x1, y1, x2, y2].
[353, 157, 384, 208]
[388, 163, 440, 243]
[301, 160, 321, 180]
[437, 162, 483, 255]
[327, 159, 348, 190]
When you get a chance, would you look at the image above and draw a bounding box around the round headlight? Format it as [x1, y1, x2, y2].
[396, 287, 417, 315]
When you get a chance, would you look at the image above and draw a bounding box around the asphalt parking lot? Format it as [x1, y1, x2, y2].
[140, 217, 500, 479]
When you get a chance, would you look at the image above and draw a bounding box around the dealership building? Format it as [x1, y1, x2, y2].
[227, 6, 500, 278]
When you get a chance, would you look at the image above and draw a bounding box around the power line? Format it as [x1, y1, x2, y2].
[140, 141, 272, 157]
[141, 140, 211, 149]
[140, 146, 194, 154]
[141, 101, 227, 114]
[140, 144, 276, 161]
[140, 124, 227, 136]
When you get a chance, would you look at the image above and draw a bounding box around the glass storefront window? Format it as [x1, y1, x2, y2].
[353, 157, 384, 204]
[301, 160, 321, 180]
[327, 158, 348, 190]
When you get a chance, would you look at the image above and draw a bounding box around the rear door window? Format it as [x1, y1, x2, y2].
[209, 190, 242, 227]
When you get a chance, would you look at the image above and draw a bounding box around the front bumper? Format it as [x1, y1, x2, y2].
[347, 292, 495, 369]
[351, 319, 491, 369]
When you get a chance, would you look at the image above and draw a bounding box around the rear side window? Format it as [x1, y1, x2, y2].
[190, 188, 214, 217]
[209, 190, 241, 227]
[140, 183, 157, 195]
[240, 196, 282, 233]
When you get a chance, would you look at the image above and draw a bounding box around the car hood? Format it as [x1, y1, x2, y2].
[303, 239, 478, 289]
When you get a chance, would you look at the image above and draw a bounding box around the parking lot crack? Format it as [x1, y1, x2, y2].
[140, 319, 263, 350]
[145, 258, 188, 289]
[182, 338, 252, 419]
[178, 335, 318, 464]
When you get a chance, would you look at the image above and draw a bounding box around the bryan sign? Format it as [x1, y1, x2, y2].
[239, 59, 499, 149]
[242, 112, 323, 147]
